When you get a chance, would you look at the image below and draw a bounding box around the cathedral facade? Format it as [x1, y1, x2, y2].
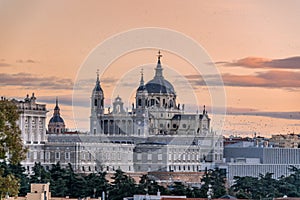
[86, 52, 223, 172]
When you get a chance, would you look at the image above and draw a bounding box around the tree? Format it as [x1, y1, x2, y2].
[109, 169, 138, 200]
[199, 168, 227, 198]
[0, 100, 27, 198]
[4, 162, 29, 196]
[0, 100, 27, 164]
[256, 173, 280, 199]
[0, 171, 19, 198]
[231, 173, 281, 199]
[278, 166, 300, 197]
[171, 181, 187, 196]
[231, 176, 259, 199]
[49, 162, 68, 197]
[138, 174, 169, 195]
[30, 162, 51, 184]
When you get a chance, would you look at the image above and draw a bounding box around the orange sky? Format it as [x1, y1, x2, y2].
[1, 0, 300, 137]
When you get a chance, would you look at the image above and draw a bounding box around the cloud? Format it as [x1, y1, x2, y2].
[0, 62, 11, 67]
[101, 77, 118, 84]
[228, 110, 300, 120]
[38, 95, 74, 107]
[223, 70, 300, 88]
[16, 59, 38, 63]
[74, 77, 119, 91]
[185, 70, 300, 89]
[0, 73, 73, 90]
[219, 56, 300, 69]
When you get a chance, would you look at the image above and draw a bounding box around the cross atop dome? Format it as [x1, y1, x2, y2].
[157, 50, 162, 60]
[155, 50, 163, 78]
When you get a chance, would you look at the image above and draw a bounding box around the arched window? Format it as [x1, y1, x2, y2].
[94, 99, 98, 106]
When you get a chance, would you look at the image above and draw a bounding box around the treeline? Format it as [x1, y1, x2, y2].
[2, 162, 300, 199]
[0, 162, 226, 199]
[231, 166, 300, 199]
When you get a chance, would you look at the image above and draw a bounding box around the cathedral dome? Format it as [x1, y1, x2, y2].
[143, 50, 175, 95]
[49, 115, 64, 123]
[145, 78, 175, 94]
[48, 98, 66, 134]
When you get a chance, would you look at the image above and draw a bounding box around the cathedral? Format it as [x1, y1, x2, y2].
[91, 51, 210, 137]
[12, 51, 223, 174]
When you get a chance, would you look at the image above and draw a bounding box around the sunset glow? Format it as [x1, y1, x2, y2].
[1, 0, 299, 137]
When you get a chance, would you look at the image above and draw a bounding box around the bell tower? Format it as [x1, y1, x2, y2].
[90, 70, 104, 134]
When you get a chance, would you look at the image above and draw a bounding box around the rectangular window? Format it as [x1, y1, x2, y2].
[112, 153, 115, 161]
[147, 154, 152, 161]
[55, 152, 60, 160]
[40, 152, 44, 160]
[45, 152, 50, 160]
[137, 153, 142, 160]
[65, 152, 70, 160]
[33, 152, 37, 160]
[158, 154, 162, 161]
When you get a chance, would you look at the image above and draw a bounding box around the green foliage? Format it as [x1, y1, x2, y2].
[49, 162, 68, 197]
[0, 100, 27, 164]
[0, 100, 27, 198]
[171, 181, 187, 196]
[109, 169, 138, 200]
[137, 174, 169, 195]
[0, 171, 20, 198]
[6, 161, 300, 199]
[230, 168, 300, 199]
[198, 167, 227, 198]
[0, 162, 30, 196]
[30, 162, 51, 184]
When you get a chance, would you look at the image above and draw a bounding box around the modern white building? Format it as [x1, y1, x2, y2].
[224, 143, 300, 185]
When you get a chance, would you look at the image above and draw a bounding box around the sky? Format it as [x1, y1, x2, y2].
[0, 0, 300, 137]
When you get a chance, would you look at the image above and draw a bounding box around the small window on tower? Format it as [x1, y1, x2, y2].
[138, 99, 142, 106]
[94, 99, 98, 106]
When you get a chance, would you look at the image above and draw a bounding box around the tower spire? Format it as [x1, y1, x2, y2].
[96, 69, 100, 83]
[140, 68, 144, 86]
[155, 50, 163, 78]
[93, 69, 103, 92]
[54, 97, 60, 115]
